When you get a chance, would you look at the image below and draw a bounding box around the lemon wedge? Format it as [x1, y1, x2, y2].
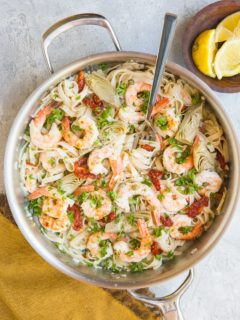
[192, 29, 217, 78]
[214, 38, 240, 79]
[215, 11, 240, 42]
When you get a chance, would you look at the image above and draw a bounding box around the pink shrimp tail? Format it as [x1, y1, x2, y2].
[34, 105, 51, 126]
[28, 187, 50, 200]
[151, 98, 169, 116]
[108, 159, 123, 190]
[61, 116, 70, 131]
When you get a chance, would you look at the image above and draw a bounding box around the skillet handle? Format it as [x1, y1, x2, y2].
[41, 13, 122, 74]
[128, 269, 194, 320]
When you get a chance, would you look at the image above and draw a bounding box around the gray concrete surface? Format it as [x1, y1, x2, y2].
[1, 0, 240, 319]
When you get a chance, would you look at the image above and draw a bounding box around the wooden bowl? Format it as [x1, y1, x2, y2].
[182, 0, 240, 93]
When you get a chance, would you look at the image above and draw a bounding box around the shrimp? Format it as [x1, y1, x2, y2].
[28, 187, 69, 219]
[160, 186, 188, 213]
[118, 106, 145, 123]
[125, 82, 152, 107]
[81, 189, 112, 220]
[88, 145, 122, 177]
[116, 182, 163, 225]
[116, 182, 161, 213]
[30, 105, 62, 149]
[154, 107, 181, 138]
[169, 214, 202, 240]
[62, 115, 99, 150]
[195, 170, 222, 196]
[39, 214, 70, 232]
[113, 219, 152, 263]
[108, 158, 124, 190]
[86, 232, 117, 259]
[163, 146, 193, 174]
[40, 150, 65, 174]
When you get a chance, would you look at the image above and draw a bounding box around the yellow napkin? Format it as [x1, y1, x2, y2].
[0, 214, 141, 320]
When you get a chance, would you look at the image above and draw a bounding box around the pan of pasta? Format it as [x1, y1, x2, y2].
[4, 14, 240, 291]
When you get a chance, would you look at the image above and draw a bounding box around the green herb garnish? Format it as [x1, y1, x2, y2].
[28, 198, 44, 216]
[45, 108, 64, 127]
[153, 226, 163, 237]
[155, 115, 168, 130]
[67, 211, 74, 223]
[130, 262, 144, 273]
[127, 215, 137, 226]
[191, 92, 201, 105]
[77, 192, 89, 203]
[116, 83, 127, 96]
[141, 177, 152, 187]
[138, 90, 150, 114]
[97, 106, 112, 129]
[178, 226, 193, 234]
[107, 191, 117, 202]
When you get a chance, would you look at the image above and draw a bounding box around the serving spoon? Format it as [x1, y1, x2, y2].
[133, 13, 177, 148]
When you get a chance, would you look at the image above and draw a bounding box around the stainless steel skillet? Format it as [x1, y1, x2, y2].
[4, 13, 240, 319]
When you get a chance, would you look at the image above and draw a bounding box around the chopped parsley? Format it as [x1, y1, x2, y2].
[45, 108, 64, 127]
[99, 239, 110, 257]
[116, 82, 127, 96]
[141, 177, 152, 187]
[191, 92, 201, 105]
[153, 226, 163, 237]
[67, 211, 74, 223]
[167, 251, 174, 259]
[128, 124, 135, 134]
[175, 146, 191, 164]
[178, 226, 193, 234]
[129, 195, 140, 206]
[155, 254, 162, 261]
[127, 215, 137, 226]
[97, 106, 112, 129]
[77, 192, 89, 204]
[100, 180, 107, 188]
[99, 63, 108, 71]
[155, 115, 168, 130]
[87, 219, 102, 233]
[107, 191, 117, 202]
[129, 238, 140, 250]
[28, 198, 44, 216]
[89, 195, 103, 208]
[175, 168, 199, 194]
[71, 124, 81, 133]
[138, 90, 150, 114]
[157, 193, 165, 201]
[130, 262, 144, 273]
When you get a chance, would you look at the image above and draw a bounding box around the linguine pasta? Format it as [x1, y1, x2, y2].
[19, 62, 229, 273]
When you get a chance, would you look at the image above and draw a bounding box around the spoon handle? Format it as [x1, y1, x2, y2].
[147, 13, 177, 120]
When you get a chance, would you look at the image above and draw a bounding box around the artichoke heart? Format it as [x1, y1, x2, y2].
[85, 71, 120, 107]
[175, 104, 203, 145]
[193, 134, 216, 171]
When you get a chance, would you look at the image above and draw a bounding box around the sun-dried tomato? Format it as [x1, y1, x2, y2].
[160, 216, 173, 227]
[151, 241, 163, 255]
[141, 144, 154, 152]
[100, 212, 117, 224]
[188, 196, 209, 218]
[77, 71, 85, 92]
[148, 169, 163, 191]
[83, 95, 104, 115]
[68, 204, 83, 231]
[216, 151, 225, 170]
[74, 159, 98, 179]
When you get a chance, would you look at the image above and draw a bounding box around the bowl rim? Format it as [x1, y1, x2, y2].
[4, 51, 240, 289]
[182, 0, 240, 93]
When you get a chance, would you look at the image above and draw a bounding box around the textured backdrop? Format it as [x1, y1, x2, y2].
[1, 1, 240, 319]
